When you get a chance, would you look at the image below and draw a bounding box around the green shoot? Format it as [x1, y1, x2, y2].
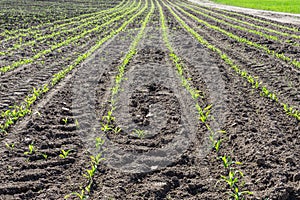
[24, 144, 36, 155]
[95, 137, 105, 149]
[5, 142, 15, 151]
[101, 123, 113, 132]
[132, 129, 145, 139]
[220, 155, 242, 169]
[62, 117, 68, 124]
[65, 189, 87, 200]
[41, 153, 48, 159]
[59, 149, 71, 159]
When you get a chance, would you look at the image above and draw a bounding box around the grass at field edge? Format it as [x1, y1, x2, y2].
[212, 0, 300, 14]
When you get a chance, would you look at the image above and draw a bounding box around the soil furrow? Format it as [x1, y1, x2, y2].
[0, 21, 139, 199]
[0, 0, 299, 199]
[168, 2, 300, 109]
[86, 6, 221, 199]
[164, 2, 300, 199]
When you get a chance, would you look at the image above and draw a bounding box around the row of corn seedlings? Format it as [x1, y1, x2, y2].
[5, 139, 73, 161]
[0, 0, 145, 134]
[0, 0, 126, 41]
[159, 1, 252, 199]
[101, 0, 154, 135]
[65, 1, 153, 199]
[64, 136, 106, 200]
[0, 0, 141, 74]
[177, 1, 297, 44]
[169, 1, 300, 70]
[0, 0, 133, 56]
[163, 1, 300, 122]
[179, 1, 300, 41]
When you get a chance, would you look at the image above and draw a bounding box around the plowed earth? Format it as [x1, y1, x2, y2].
[0, 0, 299, 200]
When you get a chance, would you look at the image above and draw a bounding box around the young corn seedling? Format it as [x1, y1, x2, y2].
[62, 117, 68, 124]
[90, 153, 105, 166]
[41, 153, 48, 160]
[84, 164, 97, 180]
[5, 142, 15, 151]
[221, 170, 244, 189]
[102, 110, 115, 123]
[260, 86, 278, 102]
[220, 155, 242, 169]
[132, 129, 145, 139]
[95, 137, 105, 149]
[214, 139, 222, 153]
[75, 119, 80, 129]
[283, 104, 300, 120]
[229, 187, 253, 200]
[24, 144, 36, 155]
[59, 149, 71, 159]
[209, 134, 223, 153]
[101, 123, 113, 132]
[113, 126, 122, 134]
[196, 104, 212, 123]
[65, 189, 87, 200]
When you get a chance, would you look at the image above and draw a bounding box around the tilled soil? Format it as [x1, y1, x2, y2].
[0, 0, 299, 199]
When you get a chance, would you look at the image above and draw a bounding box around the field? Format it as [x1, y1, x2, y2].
[212, 0, 300, 14]
[0, 0, 299, 199]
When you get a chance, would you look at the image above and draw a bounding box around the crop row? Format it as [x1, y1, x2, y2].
[0, 0, 144, 134]
[0, 0, 128, 48]
[0, 0, 140, 74]
[66, 0, 153, 198]
[0, 0, 133, 56]
[177, 1, 300, 45]
[167, 1, 299, 112]
[181, 1, 300, 41]
[159, 1, 252, 199]
[163, 1, 300, 121]
[169, 1, 300, 70]
[0, 1, 140, 122]
[0, 0, 120, 34]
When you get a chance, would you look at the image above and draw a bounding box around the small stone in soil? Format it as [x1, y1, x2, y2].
[293, 173, 300, 182]
[285, 156, 294, 164]
[257, 158, 265, 166]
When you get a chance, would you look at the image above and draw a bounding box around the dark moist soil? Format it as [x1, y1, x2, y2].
[165, 1, 300, 199]
[89, 14, 220, 200]
[0, 0, 120, 32]
[172, 0, 300, 109]
[0, 0, 299, 199]
[0, 11, 133, 118]
[0, 21, 138, 200]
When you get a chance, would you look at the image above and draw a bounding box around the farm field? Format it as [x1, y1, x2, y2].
[0, 0, 299, 199]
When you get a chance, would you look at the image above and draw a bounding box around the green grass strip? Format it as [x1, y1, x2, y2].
[179, 1, 300, 41]
[171, 2, 300, 70]
[164, 1, 300, 121]
[0, 0, 145, 134]
[221, 9, 299, 33]
[211, 0, 300, 14]
[179, 1, 277, 41]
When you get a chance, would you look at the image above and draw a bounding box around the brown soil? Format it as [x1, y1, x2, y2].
[0, 0, 299, 199]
